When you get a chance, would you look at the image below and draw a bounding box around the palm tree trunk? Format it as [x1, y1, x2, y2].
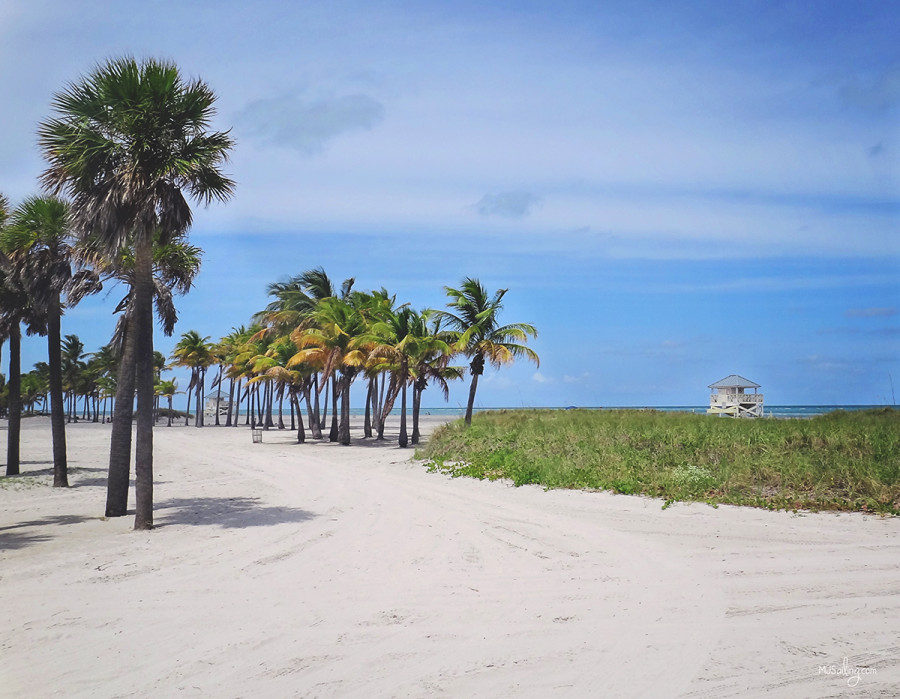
[184, 374, 193, 426]
[214, 367, 223, 426]
[249, 383, 256, 429]
[302, 384, 321, 439]
[265, 382, 275, 429]
[195, 367, 203, 427]
[363, 378, 373, 438]
[339, 373, 351, 445]
[47, 301, 69, 487]
[465, 372, 480, 426]
[5, 323, 21, 477]
[225, 377, 235, 426]
[399, 361, 408, 448]
[133, 237, 155, 530]
[167, 395, 173, 427]
[329, 375, 339, 442]
[411, 380, 422, 445]
[105, 319, 136, 517]
[319, 377, 328, 433]
[292, 393, 305, 443]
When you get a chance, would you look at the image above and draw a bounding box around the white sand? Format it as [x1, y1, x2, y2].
[1, 416, 898, 697]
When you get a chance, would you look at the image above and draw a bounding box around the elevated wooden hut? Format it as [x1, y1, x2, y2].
[707, 375, 763, 418]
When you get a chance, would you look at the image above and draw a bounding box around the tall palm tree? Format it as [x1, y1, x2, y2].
[437, 278, 539, 425]
[366, 307, 421, 448]
[60, 334, 86, 422]
[90, 236, 204, 515]
[1, 196, 99, 485]
[39, 56, 235, 529]
[407, 311, 459, 444]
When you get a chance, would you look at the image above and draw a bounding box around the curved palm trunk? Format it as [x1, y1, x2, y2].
[302, 384, 321, 439]
[292, 393, 305, 443]
[363, 378, 373, 438]
[5, 323, 21, 477]
[106, 322, 136, 517]
[319, 378, 328, 433]
[133, 238, 155, 530]
[465, 373, 480, 426]
[47, 300, 68, 487]
[184, 374, 193, 426]
[225, 377, 235, 427]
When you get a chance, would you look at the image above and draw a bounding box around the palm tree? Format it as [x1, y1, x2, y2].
[60, 334, 86, 422]
[437, 278, 539, 425]
[1, 196, 100, 485]
[407, 312, 459, 444]
[366, 307, 420, 448]
[92, 236, 204, 516]
[39, 56, 235, 529]
[171, 331, 213, 427]
[289, 296, 366, 445]
[156, 378, 177, 427]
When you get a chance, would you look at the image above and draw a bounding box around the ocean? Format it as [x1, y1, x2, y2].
[353, 405, 891, 419]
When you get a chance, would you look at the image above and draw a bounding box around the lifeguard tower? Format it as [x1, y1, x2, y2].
[707, 375, 763, 418]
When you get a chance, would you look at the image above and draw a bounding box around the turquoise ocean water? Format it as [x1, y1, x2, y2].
[346, 405, 890, 419]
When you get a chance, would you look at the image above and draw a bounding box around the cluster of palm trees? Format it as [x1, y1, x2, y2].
[165, 269, 539, 448]
[1, 56, 234, 530]
[1, 55, 539, 534]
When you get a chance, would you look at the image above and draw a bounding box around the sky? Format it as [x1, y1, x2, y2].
[1, 0, 898, 408]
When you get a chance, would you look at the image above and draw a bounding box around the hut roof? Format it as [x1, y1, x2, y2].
[709, 374, 760, 389]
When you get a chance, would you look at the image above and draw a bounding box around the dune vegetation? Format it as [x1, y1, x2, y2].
[420, 408, 900, 514]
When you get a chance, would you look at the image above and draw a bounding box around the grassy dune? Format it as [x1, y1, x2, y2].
[419, 408, 900, 514]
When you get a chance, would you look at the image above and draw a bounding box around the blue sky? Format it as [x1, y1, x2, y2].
[1, 0, 898, 407]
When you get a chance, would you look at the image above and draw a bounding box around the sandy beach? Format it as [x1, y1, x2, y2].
[1, 416, 898, 697]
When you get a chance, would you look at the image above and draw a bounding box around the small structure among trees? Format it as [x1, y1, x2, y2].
[707, 374, 764, 418]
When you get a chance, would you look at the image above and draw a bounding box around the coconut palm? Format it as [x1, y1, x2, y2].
[289, 296, 366, 445]
[437, 278, 539, 425]
[407, 312, 459, 444]
[171, 331, 213, 427]
[39, 56, 235, 528]
[156, 378, 178, 427]
[366, 307, 421, 448]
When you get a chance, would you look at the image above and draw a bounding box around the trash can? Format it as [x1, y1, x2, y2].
[251, 428, 263, 444]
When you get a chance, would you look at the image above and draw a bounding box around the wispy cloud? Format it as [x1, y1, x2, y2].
[845, 307, 898, 318]
[235, 92, 385, 155]
[839, 66, 900, 113]
[474, 190, 540, 218]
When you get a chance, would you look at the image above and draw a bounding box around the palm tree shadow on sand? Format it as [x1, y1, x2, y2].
[0, 514, 93, 550]
[153, 496, 316, 529]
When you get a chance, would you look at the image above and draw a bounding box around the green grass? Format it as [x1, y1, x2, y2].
[418, 408, 900, 514]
